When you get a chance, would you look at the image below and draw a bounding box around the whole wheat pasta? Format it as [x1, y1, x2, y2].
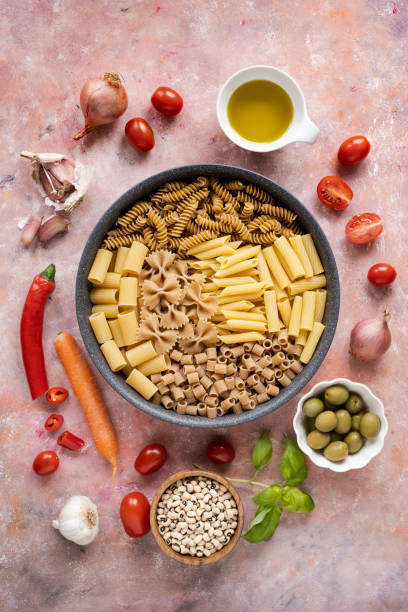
[224, 180, 245, 191]
[161, 177, 208, 202]
[262, 367, 275, 380]
[171, 191, 206, 237]
[103, 233, 145, 249]
[206, 406, 218, 418]
[266, 383, 279, 396]
[210, 177, 237, 205]
[117, 202, 150, 227]
[218, 213, 251, 241]
[147, 209, 168, 248]
[164, 180, 187, 192]
[244, 184, 275, 204]
[241, 201, 254, 223]
[186, 405, 198, 416]
[249, 231, 278, 245]
[197, 403, 207, 416]
[162, 395, 175, 409]
[120, 216, 148, 235]
[176, 401, 187, 415]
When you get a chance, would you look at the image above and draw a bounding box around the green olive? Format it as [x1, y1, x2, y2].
[315, 410, 337, 432]
[335, 409, 351, 435]
[324, 401, 338, 411]
[344, 431, 364, 454]
[323, 441, 349, 462]
[330, 432, 343, 442]
[303, 397, 324, 418]
[351, 413, 363, 431]
[345, 393, 364, 414]
[305, 417, 316, 433]
[324, 385, 350, 406]
[360, 413, 381, 439]
[307, 430, 331, 450]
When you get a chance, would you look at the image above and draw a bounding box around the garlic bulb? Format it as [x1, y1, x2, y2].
[52, 496, 99, 545]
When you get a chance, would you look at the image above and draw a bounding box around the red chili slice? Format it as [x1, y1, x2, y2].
[44, 413, 64, 432]
[57, 430, 85, 450]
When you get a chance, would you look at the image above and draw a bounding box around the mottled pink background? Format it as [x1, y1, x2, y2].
[1, 1, 408, 610]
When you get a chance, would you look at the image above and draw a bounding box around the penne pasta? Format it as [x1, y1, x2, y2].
[302, 234, 324, 275]
[220, 245, 261, 269]
[256, 251, 274, 288]
[262, 246, 290, 289]
[274, 236, 305, 281]
[225, 319, 267, 332]
[288, 295, 303, 337]
[187, 235, 231, 255]
[314, 289, 327, 323]
[289, 236, 314, 278]
[300, 291, 316, 331]
[300, 322, 325, 363]
[277, 299, 291, 328]
[296, 329, 308, 346]
[264, 290, 281, 333]
[218, 300, 255, 311]
[218, 332, 265, 344]
[194, 245, 236, 260]
[288, 274, 326, 296]
[214, 258, 258, 278]
[221, 310, 266, 322]
[220, 282, 266, 297]
[212, 276, 257, 287]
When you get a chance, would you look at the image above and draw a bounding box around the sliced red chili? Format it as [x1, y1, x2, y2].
[46, 387, 68, 405]
[44, 413, 64, 432]
[57, 430, 85, 450]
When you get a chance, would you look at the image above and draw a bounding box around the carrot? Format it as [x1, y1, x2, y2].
[54, 332, 118, 489]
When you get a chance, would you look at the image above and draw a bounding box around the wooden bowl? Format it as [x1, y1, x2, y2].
[150, 469, 244, 566]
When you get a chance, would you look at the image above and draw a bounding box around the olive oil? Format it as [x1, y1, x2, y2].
[227, 80, 293, 143]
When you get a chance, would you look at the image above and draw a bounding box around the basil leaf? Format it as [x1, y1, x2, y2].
[281, 486, 314, 513]
[252, 432, 272, 471]
[252, 485, 281, 507]
[242, 505, 282, 543]
[280, 437, 307, 485]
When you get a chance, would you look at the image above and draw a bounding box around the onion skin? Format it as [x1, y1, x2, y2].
[74, 73, 128, 140]
[350, 308, 391, 361]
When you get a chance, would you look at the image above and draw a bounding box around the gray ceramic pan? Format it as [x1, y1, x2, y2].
[76, 164, 340, 428]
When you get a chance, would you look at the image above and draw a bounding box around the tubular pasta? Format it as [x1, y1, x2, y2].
[138, 354, 171, 376]
[289, 235, 314, 278]
[107, 318, 126, 348]
[300, 291, 316, 332]
[118, 277, 138, 308]
[264, 290, 281, 333]
[220, 282, 266, 298]
[91, 304, 119, 318]
[96, 272, 121, 289]
[213, 258, 257, 278]
[273, 236, 305, 280]
[262, 246, 290, 289]
[225, 319, 267, 332]
[301, 234, 324, 275]
[100, 339, 127, 372]
[221, 310, 266, 322]
[277, 299, 291, 328]
[126, 368, 158, 400]
[256, 251, 274, 288]
[90, 288, 118, 305]
[288, 275, 326, 296]
[288, 295, 303, 337]
[314, 289, 327, 323]
[88, 249, 113, 285]
[300, 322, 325, 364]
[114, 247, 130, 275]
[187, 235, 231, 255]
[118, 310, 139, 346]
[126, 340, 158, 367]
[218, 332, 265, 344]
[89, 312, 112, 344]
[220, 245, 261, 269]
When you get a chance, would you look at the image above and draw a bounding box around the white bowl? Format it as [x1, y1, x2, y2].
[216, 65, 319, 152]
[293, 378, 388, 472]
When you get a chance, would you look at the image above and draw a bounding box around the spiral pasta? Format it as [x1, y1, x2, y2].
[161, 177, 208, 203]
[223, 180, 245, 191]
[244, 183, 275, 204]
[249, 231, 278, 244]
[103, 233, 145, 249]
[147, 209, 167, 248]
[117, 202, 150, 227]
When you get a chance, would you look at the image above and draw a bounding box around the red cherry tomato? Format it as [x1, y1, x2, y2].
[151, 86, 183, 116]
[367, 263, 397, 286]
[207, 439, 235, 464]
[317, 176, 353, 210]
[345, 213, 383, 244]
[44, 413, 64, 432]
[32, 450, 59, 476]
[46, 387, 68, 405]
[120, 492, 150, 538]
[134, 443, 167, 476]
[125, 118, 154, 152]
[338, 135, 371, 166]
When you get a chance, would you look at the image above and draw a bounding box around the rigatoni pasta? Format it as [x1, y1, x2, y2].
[88, 249, 113, 285]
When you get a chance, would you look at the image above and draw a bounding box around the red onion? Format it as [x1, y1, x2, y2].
[350, 308, 391, 360]
[74, 72, 128, 140]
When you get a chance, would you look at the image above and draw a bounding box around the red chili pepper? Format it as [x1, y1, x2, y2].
[20, 264, 56, 400]
[46, 387, 68, 405]
[57, 430, 85, 451]
[44, 413, 64, 432]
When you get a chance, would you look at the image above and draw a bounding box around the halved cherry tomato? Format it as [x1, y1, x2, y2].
[46, 387, 68, 405]
[32, 450, 59, 476]
[134, 443, 167, 475]
[151, 86, 183, 116]
[317, 176, 353, 210]
[207, 439, 235, 464]
[345, 213, 383, 244]
[120, 492, 150, 538]
[44, 413, 64, 432]
[367, 263, 396, 286]
[57, 430, 85, 451]
[338, 135, 370, 166]
[125, 118, 154, 152]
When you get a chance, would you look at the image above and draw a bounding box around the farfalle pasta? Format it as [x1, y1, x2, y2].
[88, 175, 328, 417]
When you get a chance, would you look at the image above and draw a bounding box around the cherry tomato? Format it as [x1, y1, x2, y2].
[338, 135, 371, 166]
[32, 450, 59, 476]
[207, 439, 235, 464]
[125, 118, 154, 152]
[367, 263, 397, 286]
[120, 492, 150, 538]
[151, 86, 183, 116]
[317, 176, 353, 210]
[46, 387, 68, 405]
[44, 413, 64, 432]
[345, 213, 383, 244]
[134, 443, 167, 476]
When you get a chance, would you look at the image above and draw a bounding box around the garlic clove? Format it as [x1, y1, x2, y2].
[53, 495, 99, 546]
[20, 151, 65, 164]
[21, 217, 42, 246]
[38, 214, 69, 242]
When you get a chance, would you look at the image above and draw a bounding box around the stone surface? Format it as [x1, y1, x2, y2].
[1, 1, 407, 611]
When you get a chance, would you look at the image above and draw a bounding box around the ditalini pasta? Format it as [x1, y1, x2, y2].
[88, 249, 113, 285]
[89, 312, 112, 344]
[88, 177, 329, 417]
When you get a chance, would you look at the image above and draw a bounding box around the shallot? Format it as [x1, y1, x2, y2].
[74, 72, 128, 140]
[350, 308, 391, 361]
